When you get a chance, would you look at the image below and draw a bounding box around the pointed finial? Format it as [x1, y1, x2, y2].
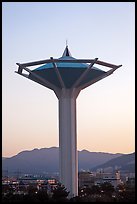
[62, 41, 72, 57]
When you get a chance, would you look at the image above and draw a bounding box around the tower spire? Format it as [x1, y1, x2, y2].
[62, 41, 72, 57]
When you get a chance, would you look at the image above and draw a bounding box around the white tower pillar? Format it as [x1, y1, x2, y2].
[58, 88, 80, 198]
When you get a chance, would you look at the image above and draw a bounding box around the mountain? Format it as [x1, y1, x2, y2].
[78, 149, 121, 171]
[91, 152, 135, 173]
[2, 147, 123, 175]
[2, 147, 59, 175]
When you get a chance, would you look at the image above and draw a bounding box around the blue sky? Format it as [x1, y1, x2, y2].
[2, 2, 135, 157]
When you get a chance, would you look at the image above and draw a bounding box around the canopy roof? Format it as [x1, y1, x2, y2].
[29, 46, 106, 89]
[34, 55, 88, 70]
[34, 46, 93, 70]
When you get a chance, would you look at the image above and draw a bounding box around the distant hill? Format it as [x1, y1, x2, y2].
[2, 147, 59, 175]
[2, 147, 123, 175]
[78, 149, 121, 171]
[91, 152, 135, 173]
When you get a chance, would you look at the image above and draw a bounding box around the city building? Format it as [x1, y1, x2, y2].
[78, 171, 95, 188]
[95, 170, 122, 188]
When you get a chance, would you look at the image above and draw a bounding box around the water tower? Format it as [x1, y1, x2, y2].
[16, 45, 122, 198]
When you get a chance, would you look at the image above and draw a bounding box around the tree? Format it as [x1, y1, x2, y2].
[100, 182, 114, 196]
[52, 184, 69, 201]
[91, 184, 101, 194]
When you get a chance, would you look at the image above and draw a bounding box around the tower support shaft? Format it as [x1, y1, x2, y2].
[58, 89, 78, 198]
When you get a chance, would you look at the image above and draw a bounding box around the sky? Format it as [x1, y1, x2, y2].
[2, 2, 135, 157]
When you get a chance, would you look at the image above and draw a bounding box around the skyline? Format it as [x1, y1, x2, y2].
[3, 146, 135, 159]
[2, 2, 135, 157]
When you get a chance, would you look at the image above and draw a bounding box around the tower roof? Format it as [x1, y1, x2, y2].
[29, 46, 106, 89]
[34, 46, 88, 70]
[16, 45, 122, 91]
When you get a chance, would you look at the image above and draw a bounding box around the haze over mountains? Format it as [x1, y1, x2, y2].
[2, 147, 134, 175]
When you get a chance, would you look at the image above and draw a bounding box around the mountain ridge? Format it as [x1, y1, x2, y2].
[91, 152, 135, 172]
[2, 147, 134, 175]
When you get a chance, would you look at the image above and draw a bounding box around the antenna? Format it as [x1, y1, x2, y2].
[66, 39, 68, 47]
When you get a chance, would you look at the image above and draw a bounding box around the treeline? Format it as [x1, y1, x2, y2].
[2, 182, 135, 202]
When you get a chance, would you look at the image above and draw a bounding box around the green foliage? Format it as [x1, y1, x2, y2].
[100, 182, 114, 195]
[2, 182, 135, 202]
[91, 185, 101, 194]
[52, 184, 69, 201]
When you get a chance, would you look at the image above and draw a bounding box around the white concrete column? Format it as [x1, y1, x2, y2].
[58, 89, 78, 198]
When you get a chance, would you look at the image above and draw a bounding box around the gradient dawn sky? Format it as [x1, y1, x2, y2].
[2, 2, 135, 157]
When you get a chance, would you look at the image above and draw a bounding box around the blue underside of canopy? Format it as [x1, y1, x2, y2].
[30, 67, 106, 89]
